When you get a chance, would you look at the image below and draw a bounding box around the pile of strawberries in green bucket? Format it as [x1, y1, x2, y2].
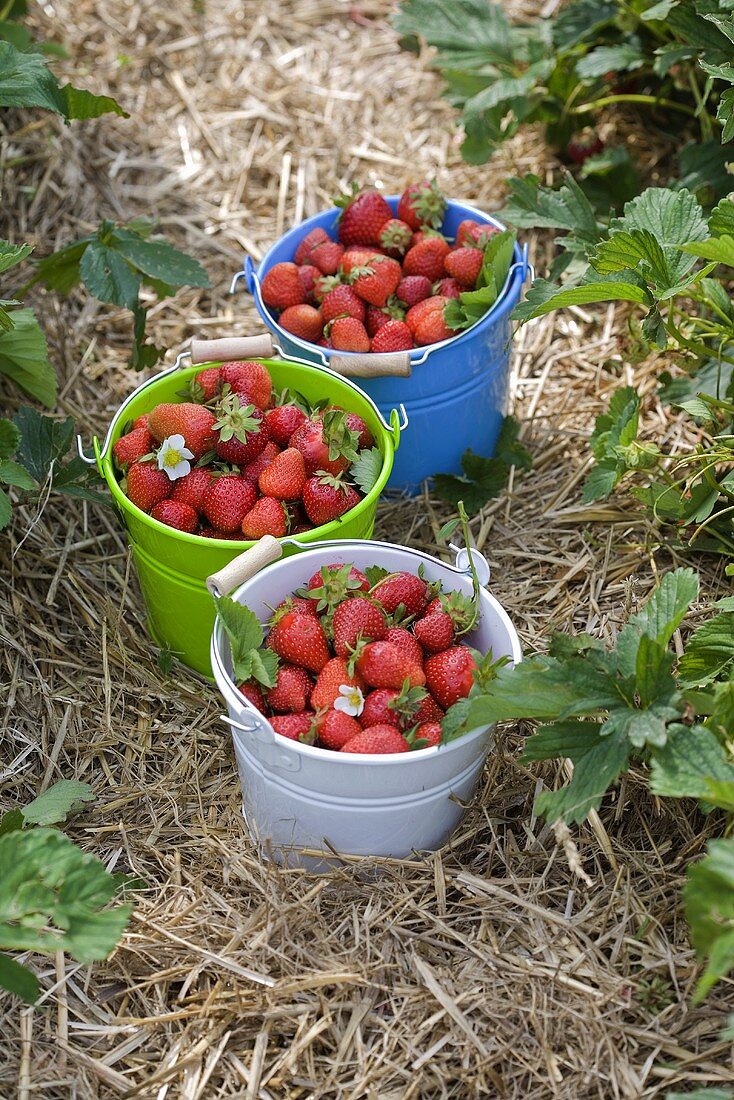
[260, 179, 501, 352]
[111, 359, 382, 538]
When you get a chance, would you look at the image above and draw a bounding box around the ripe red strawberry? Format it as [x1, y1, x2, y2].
[273, 595, 318, 618]
[266, 404, 307, 447]
[332, 596, 388, 656]
[148, 403, 217, 459]
[328, 316, 370, 352]
[294, 226, 330, 265]
[243, 440, 281, 482]
[310, 239, 344, 275]
[397, 180, 447, 230]
[321, 285, 366, 324]
[402, 237, 451, 281]
[214, 397, 270, 465]
[413, 692, 444, 725]
[311, 655, 364, 711]
[313, 273, 342, 302]
[407, 296, 457, 346]
[238, 681, 266, 711]
[424, 646, 477, 709]
[303, 474, 360, 525]
[410, 228, 447, 248]
[370, 571, 430, 616]
[279, 304, 324, 342]
[385, 627, 424, 668]
[340, 247, 381, 275]
[258, 447, 306, 500]
[307, 562, 370, 601]
[291, 410, 359, 475]
[414, 721, 442, 747]
[266, 664, 313, 713]
[268, 610, 330, 673]
[202, 475, 257, 533]
[241, 496, 288, 538]
[220, 361, 273, 410]
[355, 640, 425, 690]
[370, 319, 413, 352]
[414, 611, 455, 653]
[150, 498, 198, 533]
[396, 275, 432, 308]
[566, 130, 604, 165]
[433, 277, 461, 299]
[270, 712, 316, 741]
[261, 262, 306, 310]
[191, 366, 222, 402]
[340, 724, 410, 754]
[317, 710, 362, 750]
[133, 414, 150, 430]
[423, 590, 476, 633]
[359, 688, 401, 729]
[125, 463, 171, 513]
[365, 305, 394, 337]
[199, 526, 244, 541]
[297, 263, 321, 303]
[113, 426, 153, 469]
[335, 187, 393, 247]
[345, 413, 373, 449]
[171, 467, 214, 514]
[349, 256, 402, 307]
[444, 247, 483, 288]
[379, 218, 413, 257]
[456, 219, 498, 247]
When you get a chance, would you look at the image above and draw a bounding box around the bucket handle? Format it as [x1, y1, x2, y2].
[206, 534, 283, 598]
[77, 333, 408, 466]
[238, 260, 428, 379]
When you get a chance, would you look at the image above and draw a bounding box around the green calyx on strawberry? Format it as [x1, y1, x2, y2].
[387, 678, 429, 728]
[303, 562, 370, 616]
[213, 393, 263, 443]
[425, 589, 476, 636]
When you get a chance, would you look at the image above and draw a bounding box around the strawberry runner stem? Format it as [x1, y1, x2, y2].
[456, 500, 480, 637]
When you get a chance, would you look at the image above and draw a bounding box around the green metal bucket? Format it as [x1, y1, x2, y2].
[85, 345, 403, 676]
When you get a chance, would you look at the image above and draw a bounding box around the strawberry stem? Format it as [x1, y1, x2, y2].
[457, 500, 480, 636]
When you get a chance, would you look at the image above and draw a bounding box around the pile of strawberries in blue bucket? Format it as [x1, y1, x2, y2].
[259, 180, 500, 352]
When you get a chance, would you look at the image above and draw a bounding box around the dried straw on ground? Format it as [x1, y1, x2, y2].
[1, 1, 733, 1097]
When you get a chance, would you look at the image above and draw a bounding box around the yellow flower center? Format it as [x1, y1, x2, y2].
[163, 448, 183, 468]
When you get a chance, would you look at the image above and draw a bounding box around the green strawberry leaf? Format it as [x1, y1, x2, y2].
[678, 610, 734, 688]
[0, 487, 11, 530]
[0, 307, 56, 407]
[365, 565, 390, 586]
[0, 952, 39, 1004]
[20, 780, 95, 826]
[0, 460, 34, 489]
[216, 596, 278, 689]
[685, 836, 734, 1002]
[350, 447, 383, 495]
[0, 418, 20, 461]
[0, 40, 126, 119]
[0, 239, 32, 274]
[13, 407, 106, 504]
[649, 723, 734, 801]
[0, 827, 133, 963]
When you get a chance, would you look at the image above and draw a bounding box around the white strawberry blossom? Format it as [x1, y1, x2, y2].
[157, 434, 195, 481]
[333, 684, 364, 717]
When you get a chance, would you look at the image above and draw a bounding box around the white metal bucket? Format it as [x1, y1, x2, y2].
[209, 538, 522, 868]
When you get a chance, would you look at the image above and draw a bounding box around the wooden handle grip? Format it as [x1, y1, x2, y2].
[190, 335, 274, 364]
[206, 535, 283, 598]
[329, 351, 412, 378]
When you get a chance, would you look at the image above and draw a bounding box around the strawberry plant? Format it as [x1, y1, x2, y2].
[0, 407, 105, 530]
[0, 240, 55, 406]
[468, 569, 734, 995]
[0, 780, 135, 1003]
[22, 219, 210, 370]
[394, 0, 734, 187]
[503, 177, 734, 555]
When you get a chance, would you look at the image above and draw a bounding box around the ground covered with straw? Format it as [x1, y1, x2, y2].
[1, 1, 733, 1096]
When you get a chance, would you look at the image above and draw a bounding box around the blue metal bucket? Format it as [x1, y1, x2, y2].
[236, 198, 529, 493]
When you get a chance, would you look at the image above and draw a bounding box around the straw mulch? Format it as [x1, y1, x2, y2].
[1, 1, 733, 1096]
